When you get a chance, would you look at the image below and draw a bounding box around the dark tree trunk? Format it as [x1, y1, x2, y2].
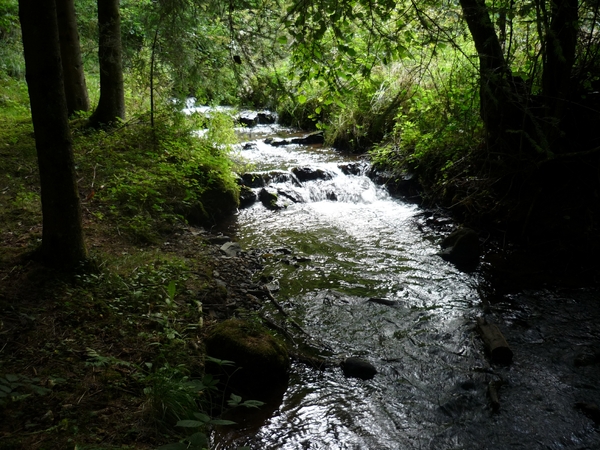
[458, 0, 514, 148]
[56, 0, 90, 116]
[88, 0, 125, 128]
[541, 0, 579, 152]
[18, 0, 87, 266]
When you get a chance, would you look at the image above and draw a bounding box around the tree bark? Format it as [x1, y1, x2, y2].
[458, 0, 516, 150]
[19, 0, 87, 266]
[56, 0, 90, 116]
[541, 0, 579, 152]
[88, 0, 125, 128]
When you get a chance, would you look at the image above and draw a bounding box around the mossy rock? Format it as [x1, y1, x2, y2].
[204, 319, 289, 398]
[439, 227, 481, 266]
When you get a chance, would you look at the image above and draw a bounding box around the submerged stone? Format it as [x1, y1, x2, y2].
[341, 357, 377, 380]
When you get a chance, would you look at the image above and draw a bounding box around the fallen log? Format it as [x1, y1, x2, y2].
[476, 317, 513, 365]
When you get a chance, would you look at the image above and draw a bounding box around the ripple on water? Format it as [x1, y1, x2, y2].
[212, 122, 600, 449]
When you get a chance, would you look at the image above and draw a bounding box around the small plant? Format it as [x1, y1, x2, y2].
[84, 348, 134, 368]
[147, 357, 264, 450]
[0, 373, 55, 406]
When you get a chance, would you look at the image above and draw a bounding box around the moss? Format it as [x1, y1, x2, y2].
[204, 318, 289, 398]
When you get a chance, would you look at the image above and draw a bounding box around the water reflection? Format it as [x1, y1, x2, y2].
[211, 120, 600, 449]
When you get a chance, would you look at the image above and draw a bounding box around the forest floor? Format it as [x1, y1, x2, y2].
[0, 107, 269, 448]
[0, 213, 268, 449]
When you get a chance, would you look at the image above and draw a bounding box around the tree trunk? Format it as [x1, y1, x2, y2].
[458, 0, 517, 150]
[541, 0, 579, 152]
[19, 0, 87, 266]
[88, 0, 125, 128]
[56, 0, 90, 116]
[459, 0, 531, 152]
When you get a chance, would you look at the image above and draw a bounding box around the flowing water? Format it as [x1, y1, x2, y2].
[198, 114, 600, 449]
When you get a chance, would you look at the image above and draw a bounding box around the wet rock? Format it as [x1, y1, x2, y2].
[291, 167, 333, 182]
[341, 357, 377, 380]
[338, 162, 366, 176]
[238, 111, 259, 127]
[290, 131, 324, 145]
[267, 138, 291, 146]
[256, 111, 278, 124]
[220, 241, 242, 257]
[239, 186, 257, 208]
[439, 227, 481, 266]
[366, 167, 421, 201]
[240, 173, 266, 188]
[205, 318, 290, 398]
[326, 191, 337, 201]
[259, 188, 284, 210]
[237, 110, 278, 127]
[265, 170, 298, 186]
[277, 189, 304, 204]
[207, 235, 231, 245]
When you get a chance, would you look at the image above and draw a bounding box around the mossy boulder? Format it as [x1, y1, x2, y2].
[204, 319, 290, 398]
[439, 227, 481, 266]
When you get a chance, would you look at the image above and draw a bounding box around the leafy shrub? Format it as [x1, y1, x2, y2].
[76, 109, 240, 242]
[370, 53, 484, 190]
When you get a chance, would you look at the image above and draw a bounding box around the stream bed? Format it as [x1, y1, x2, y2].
[202, 115, 600, 449]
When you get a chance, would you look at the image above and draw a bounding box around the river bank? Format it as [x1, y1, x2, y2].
[2, 107, 600, 449]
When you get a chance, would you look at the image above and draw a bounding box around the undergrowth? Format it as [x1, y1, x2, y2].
[0, 75, 258, 449]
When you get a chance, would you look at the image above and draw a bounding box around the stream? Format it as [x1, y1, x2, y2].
[191, 108, 600, 449]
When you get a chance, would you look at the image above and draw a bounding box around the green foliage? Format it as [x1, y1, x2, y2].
[369, 52, 484, 187]
[0, 0, 24, 79]
[0, 373, 55, 406]
[147, 359, 264, 450]
[143, 363, 216, 426]
[74, 109, 240, 243]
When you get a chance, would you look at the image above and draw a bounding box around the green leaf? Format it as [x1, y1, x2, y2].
[205, 356, 235, 366]
[176, 419, 203, 428]
[166, 280, 176, 300]
[30, 386, 51, 396]
[187, 432, 208, 447]
[4, 374, 19, 382]
[277, 35, 288, 45]
[240, 399, 265, 408]
[193, 412, 211, 423]
[298, 94, 307, 104]
[209, 419, 236, 426]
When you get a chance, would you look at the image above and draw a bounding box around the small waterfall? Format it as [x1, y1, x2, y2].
[194, 106, 600, 450]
